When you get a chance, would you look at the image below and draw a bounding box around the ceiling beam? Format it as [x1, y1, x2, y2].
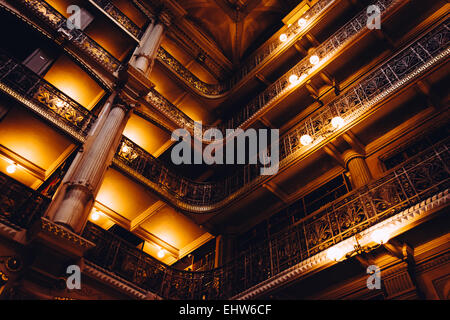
[130, 200, 166, 231]
[323, 143, 345, 168]
[342, 131, 366, 155]
[263, 181, 289, 203]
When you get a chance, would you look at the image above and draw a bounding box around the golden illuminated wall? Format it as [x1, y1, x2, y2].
[43, 55, 104, 110]
[0, 100, 75, 188]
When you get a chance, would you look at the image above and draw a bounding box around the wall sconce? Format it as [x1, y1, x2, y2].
[6, 163, 17, 174]
[300, 134, 313, 146]
[327, 228, 393, 262]
[331, 116, 345, 129]
[157, 249, 166, 259]
[298, 18, 307, 28]
[90, 209, 102, 221]
[289, 74, 299, 85]
[309, 55, 320, 65]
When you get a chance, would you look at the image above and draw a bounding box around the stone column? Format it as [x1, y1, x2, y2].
[51, 96, 131, 233]
[133, 12, 171, 76]
[343, 150, 372, 189]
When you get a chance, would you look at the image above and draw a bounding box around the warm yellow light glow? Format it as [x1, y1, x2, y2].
[331, 116, 345, 129]
[55, 100, 65, 108]
[289, 74, 299, 85]
[121, 145, 130, 153]
[371, 228, 391, 244]
[6, 164, 17, 174]
[300, 134, 313, 146]
[157, 249, 165, 259]
[91, 211, 101, 221]
[327, 247, 344, 261]
[309, 55, 320, 65]
[279, 33, 288, 42]
[298, 18, 307, 27]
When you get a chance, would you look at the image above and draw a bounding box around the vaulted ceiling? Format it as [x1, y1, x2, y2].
[176, 0, 297, 64]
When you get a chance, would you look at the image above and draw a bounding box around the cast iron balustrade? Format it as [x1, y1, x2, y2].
[0, 172, 51, 229]
[0, 50, 96, 136]
[116, 19, 450, 212]
[84, 139, 450, 299]
[20, 0, 121, 72]
[154, 0, 338, 97]
[90, 0, 142, 39]
[149, 0, 400, 138]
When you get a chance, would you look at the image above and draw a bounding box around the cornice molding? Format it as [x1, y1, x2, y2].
[82, 260, 161, 300]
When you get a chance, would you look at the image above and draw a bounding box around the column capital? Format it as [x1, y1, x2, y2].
[65, 181, 95, 196]
[113, 95, 137, 112]
[342, 149, 365, 169]
[158, 11, 172, 28]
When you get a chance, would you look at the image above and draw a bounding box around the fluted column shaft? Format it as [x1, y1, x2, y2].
[134, 23, 164, 74]
[52, 99, 130, 233]
[132, 12, 170, 76]
[343, 150, 372, 189]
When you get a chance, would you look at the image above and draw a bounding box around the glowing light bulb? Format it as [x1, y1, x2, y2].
[327, 247, 344, 261]
[331, 116, 345, 129]
[300, 134, 313, 146]
[6, 164, 17, 174]
[121, 145, 130, 153]
[298, 18, 307, 27]
[55, 100, 64, 108]
[371, 228, 390, 244]
[309, 55, 320, 65]
[289, 74, 299, 85]
[279, 33, 288, 42]
[157, 249, 165, 258]
[91, 211, 100, 221]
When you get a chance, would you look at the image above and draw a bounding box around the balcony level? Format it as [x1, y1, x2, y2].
[78, 138, 448, 299]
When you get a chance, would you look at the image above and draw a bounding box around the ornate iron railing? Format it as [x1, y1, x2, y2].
[85, 139, 450, 299]
[116, 18, 450, 212]
[0, 50, 96, 136]
[148, 0, 401, 138]
[156, 47, 227, 96]
[0, 172, 51, 230]
[20, 0, 121, 72]
[90, 0, 142, 39]
[155, 0, 339, 97]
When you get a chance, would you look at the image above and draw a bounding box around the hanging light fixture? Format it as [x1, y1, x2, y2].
[371, 228, 391, 244]
[327, 246, 345, 261]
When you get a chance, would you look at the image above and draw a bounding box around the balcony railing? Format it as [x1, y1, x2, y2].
[90, 0, 143, 39]
[149, 0, 401, 138]
[0, 50, 96, 137]
[154, 0, 339, 97]
[117, 18, 450, 213]
[84, 138, 450, 299]
[0, 172, 51, 230]
[20, 0, 121, 72]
